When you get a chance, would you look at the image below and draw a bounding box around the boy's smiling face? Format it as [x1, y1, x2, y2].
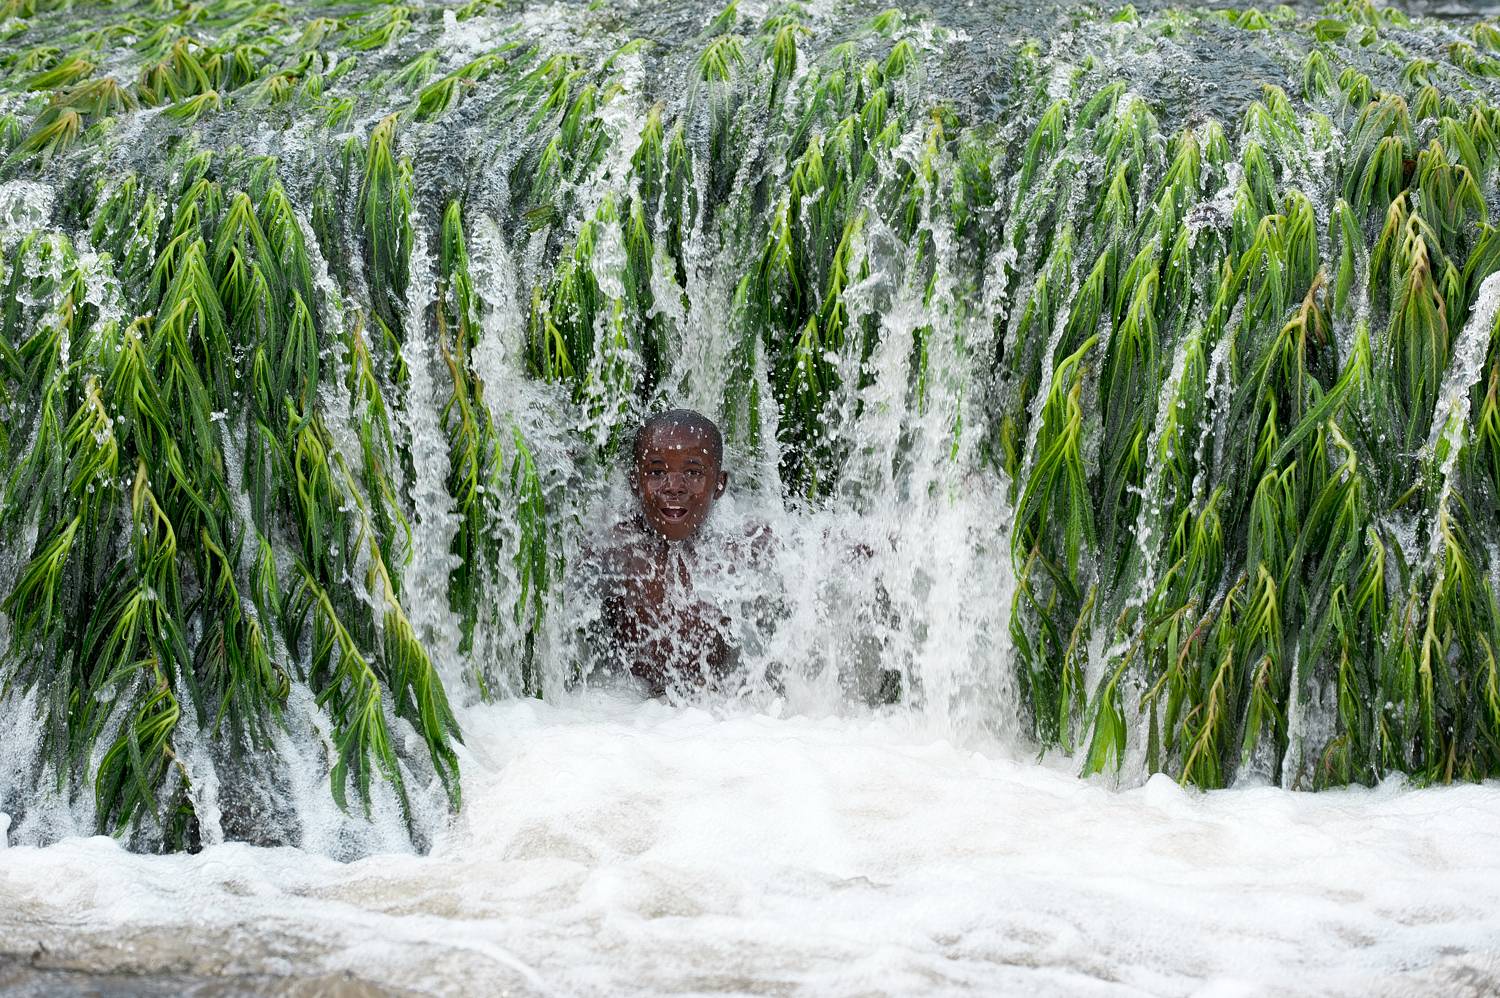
[632, 423, 727, 542]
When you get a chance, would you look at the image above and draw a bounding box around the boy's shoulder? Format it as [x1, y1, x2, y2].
[726, 519, 776, 570]
[587, 515, 774, 568]
[743, 519, 774, 551]
[605, 518, 646, 543]
[578, 518, 651, 571]
[598, 519, 653, 557]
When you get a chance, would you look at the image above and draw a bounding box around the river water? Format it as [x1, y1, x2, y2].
[4, 0, 1500, 991]
[5, 692, 1500, 996]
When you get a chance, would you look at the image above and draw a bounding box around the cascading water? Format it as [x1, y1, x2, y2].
[3, 0, 1500, 992]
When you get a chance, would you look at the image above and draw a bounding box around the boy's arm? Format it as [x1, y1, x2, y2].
[568, 528, 642, 684]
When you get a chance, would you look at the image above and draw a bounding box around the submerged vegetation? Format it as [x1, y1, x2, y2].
[0, 0, 1498, 850]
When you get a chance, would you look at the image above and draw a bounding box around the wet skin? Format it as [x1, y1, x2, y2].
[600, 424, 733, 696]
[632, 423, 727, 541]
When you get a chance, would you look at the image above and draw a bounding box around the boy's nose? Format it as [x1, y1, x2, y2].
[662, 475, 703, 500]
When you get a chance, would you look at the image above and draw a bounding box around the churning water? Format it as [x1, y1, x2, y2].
[5, 696, 1500, 996]
[4, 0, 1500, 991]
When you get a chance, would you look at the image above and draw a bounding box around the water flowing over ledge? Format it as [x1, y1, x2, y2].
[0, 0, 1499, 877]
[3, 2, 1500, 988]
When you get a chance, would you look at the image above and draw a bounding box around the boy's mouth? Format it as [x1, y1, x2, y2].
[658, 506, 689, 521]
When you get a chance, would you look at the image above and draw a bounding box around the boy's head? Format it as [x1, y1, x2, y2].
[631, 409, 727, 542]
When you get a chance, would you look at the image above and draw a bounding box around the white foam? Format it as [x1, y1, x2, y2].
[0, 179, 54, 239]
[2, 695, 1498, 995]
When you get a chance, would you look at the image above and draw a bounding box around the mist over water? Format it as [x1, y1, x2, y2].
[2, 0, 1500, 991]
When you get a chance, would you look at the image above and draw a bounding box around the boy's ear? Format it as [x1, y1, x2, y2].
[715, 471, 728, 498]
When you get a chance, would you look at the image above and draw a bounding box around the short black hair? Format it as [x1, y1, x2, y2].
[633, 408, 724, 467]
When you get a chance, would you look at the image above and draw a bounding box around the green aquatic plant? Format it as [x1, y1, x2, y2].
[1, 0, 1500, 854]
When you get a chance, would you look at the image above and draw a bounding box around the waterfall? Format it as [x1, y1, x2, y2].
[1, 0, 1500, 854]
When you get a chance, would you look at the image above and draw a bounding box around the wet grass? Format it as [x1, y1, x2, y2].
[0, 0, 1498, 847]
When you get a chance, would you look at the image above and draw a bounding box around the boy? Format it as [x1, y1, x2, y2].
[592, 408, 761, 697]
